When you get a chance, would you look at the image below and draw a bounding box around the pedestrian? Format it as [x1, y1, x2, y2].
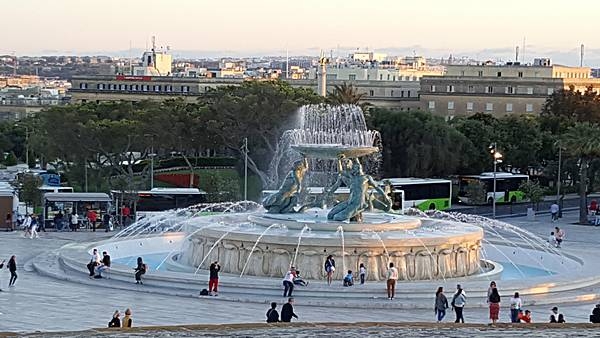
[324, 255, 335, 286]
[452, 284, 466, 323]
[510, 292, 522, 323]
[386, 262, 398, 300]
[292, 270, 308, 286]
[108, 310, 121, 328]
[209, 261, 220, 296]
[87, 248, 100, 278]
[282, 266, 296, 297]
[70, 211, 79, 231]
[359, 263, 366, 285]
[266, 302, 279, 323]
[519, 309, 532, 323]
[103, 213, 111, 232]
[95, 251, 111, 278]
[122, 308, 133, 328]
[554, 227, 565, 248]
[5, 212, 12, 232]
[488, 287, 501, 324]
[434, 286, 449, 323]
[29, 214, 39, 239]
[550, 203, 559, 222]
[8, 255, 17, 287]
[87, 209, 97, 231]
[280, 297, 298, 322]
[22, 214, 31, 237]
[548, 231, 557, 247]
[590, 304, 600, 323]
[134, 257, 146, 284]
[343, 270, 354, 287]
[54, 211, 64, 231]
[486, 281, 497, 303]
[550, 306, 565, 323]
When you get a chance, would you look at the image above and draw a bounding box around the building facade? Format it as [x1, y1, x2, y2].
[420, 63, 600, 118]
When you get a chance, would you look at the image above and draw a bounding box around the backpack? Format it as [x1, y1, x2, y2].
[200, 289, 209, 296]
[143, 263, 148, 272]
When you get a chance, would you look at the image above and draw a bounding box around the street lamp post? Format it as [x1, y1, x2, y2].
[242, 137, 248, 201]
[490, 142, 503, 219]
[556, 144, 562, 202]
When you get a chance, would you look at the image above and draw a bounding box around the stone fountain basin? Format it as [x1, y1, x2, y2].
[291, 144, 378, 159]
[248, 210, 421, 232]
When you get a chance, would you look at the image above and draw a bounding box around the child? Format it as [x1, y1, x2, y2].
[548, 231, 556, 247]
[359, 263, 366, 284]
[343, 270, 354, 287]
[293, 270, 308, 286]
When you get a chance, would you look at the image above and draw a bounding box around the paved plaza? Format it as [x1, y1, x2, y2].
[0, 209, 600, 334]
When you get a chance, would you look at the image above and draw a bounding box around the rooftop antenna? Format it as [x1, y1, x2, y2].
[515, 46, 519, 62]
[521, 36, 526, 63]
[580, 44, 585, 67]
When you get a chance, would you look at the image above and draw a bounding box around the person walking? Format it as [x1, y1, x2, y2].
[108, 310, 121, 328]
[266, 302, 279, 323]
[510, 292, 522, 323]
[550, 203, 559, 222]
[70, 211, 79, 232]
[22, 214, 31, 237]
[209, 261, 220, 296]
[386, 262, 398, 300]
[122, 308, 133, 328]
[134, 257, 146, 284]
[29, 214, 39, 239]
[281, 298, 298, 322]
[488, 287, 501, 324]
[452, 285, 466, 323]
[324, 255, 335, 286]
[282, 267, 296, 297]
[8, 255, 17, 287]
[434, 286, 449, 322]
[359, 263, 366, 285]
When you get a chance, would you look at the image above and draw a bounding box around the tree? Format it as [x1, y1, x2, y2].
[327, 82, 366, 105]
[368, 109, 473, 177]
[519, 180, 544, 210]
[199, 81, 323, 188]
[13, 173, 42, 208]
[561, 122, 600, 224]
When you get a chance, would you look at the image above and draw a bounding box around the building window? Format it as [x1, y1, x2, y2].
[401, 90, 405, 97]
[131, 84, 138, 91]
[369, 90, 374, 96]
[468, 85, 475, 93]
[407, 91, 411, 97]
[518, 71, 523, 78]
[547, 88, 554, 95]
[390, 90, 394, 97]
[448, 101, 455, 110]
[154, 85, 161, 92]
[428, 101, 435, 109]
[446, 85, 454, 93]
[506, 103, 513, 112]
[460, 71, 465, 76]
[430, 85, 436, 92]
[165, 85, 173, 92]
[478, 71, 483, 77]
[466, 102, 474, 111]
[486, 86, 493, 94]
[348, 74, 356, 81]
[497, 72, 502, 77]
[96, 83, 105, 90]
[527, 87, 534, 95]
[526, 104, 534, 112]
[379, 74, 383, 80]
[367, 75, 370, 80]
[79, 83, 88, 89]
[142, 85, 149, 91]
[181, 86, 189, 93]
[387, 74, 390, 81]
[119, 84, 127, 90]
[392, 76, 396, 81]
[505, 86, 514, 94]
[486, 103, 493, 111]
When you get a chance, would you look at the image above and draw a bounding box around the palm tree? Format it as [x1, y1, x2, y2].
[327, 82, 366, 105]
[561, 122, 600, 224]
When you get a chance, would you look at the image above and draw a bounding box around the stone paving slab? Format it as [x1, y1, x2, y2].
[6, 322, 600, 338]
[0, 211, 600, 333]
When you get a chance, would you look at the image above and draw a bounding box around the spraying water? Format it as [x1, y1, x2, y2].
[239, 223, 282, 277]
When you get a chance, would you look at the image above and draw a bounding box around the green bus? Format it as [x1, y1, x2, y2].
[384, 178, 452, 211]
[457, 173, 529, 205]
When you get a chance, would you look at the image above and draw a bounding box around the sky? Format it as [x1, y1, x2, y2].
[4, 0, 600, 64]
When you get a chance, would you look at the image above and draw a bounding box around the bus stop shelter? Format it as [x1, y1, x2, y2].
[43, 192, 111, 230]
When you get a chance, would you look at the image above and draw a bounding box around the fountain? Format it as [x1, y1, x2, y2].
[178, 104, 484, 281]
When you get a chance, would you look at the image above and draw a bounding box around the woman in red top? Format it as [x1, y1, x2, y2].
[87, 210, 97, 231]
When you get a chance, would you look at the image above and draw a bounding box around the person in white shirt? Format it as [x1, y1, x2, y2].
[22, 214, 32, 237]
[29, 214, 39, 239]
[386, 262, 399, 300]
[87, 248, 101, 278]
[282, 267, 296, 297]
[70, 212, 79, 232]
[509, 292, 523, 323]
[550, 203, 559, 222]
[548, 231, 557, 247]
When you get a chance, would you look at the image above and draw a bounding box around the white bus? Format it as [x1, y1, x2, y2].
[112, 188, 208, 220]
[383, 178, 452, 211]
[457, 173, 529, 205]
